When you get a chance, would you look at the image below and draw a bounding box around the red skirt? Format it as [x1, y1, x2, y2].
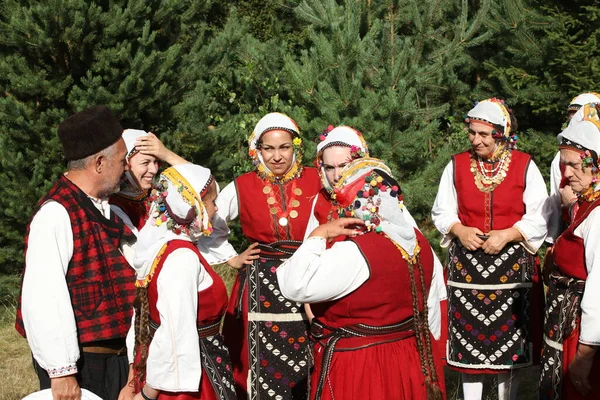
[310, 334, 446, 400]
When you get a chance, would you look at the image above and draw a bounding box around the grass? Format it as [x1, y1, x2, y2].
[0, 304, 38, 400]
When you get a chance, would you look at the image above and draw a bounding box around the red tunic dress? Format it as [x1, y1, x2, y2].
[144, 240, 235, 400]
[447, 150, 543, 374]
[540, 199, 600, 400]
[222, 167, 321, 399]
[309, 230, 445, 400]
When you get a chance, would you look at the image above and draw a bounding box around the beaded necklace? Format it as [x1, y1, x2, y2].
[470, 147, 512, 192]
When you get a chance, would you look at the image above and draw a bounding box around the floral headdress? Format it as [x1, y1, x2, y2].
[247, 112, 304, 183]
[314, 125, 369, 193]
[333, 157, 418, 255]
[133, 164, 215, 286]
[465, 98, 518, 149]
[559, 103, 600, 201]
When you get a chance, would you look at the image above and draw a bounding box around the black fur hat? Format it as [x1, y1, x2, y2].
[58, 105, 123, 161]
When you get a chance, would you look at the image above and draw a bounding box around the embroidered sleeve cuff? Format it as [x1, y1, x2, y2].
[513, 225, 537, 254]
[47, 363, 78, 378]
[578, 337, 600, 346]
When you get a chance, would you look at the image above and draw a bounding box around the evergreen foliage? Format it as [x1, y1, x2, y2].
[0, 0, 598, 272]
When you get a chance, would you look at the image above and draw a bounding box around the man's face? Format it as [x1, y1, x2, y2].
[99, 138, 128, 196]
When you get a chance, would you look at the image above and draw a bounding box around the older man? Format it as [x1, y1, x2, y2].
[540, 103, 600, 400]
[15, 106, 137, 400]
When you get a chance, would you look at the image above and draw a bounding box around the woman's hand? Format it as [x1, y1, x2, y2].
[560, 185, 577, 208]
[451, 224, 485, 251]
[308, 218, 364, 240]
[481, 228, 523, 255]
[227, 243, 261, 270]
[568, 344, 597, 395]
[136, 132, 188, 165]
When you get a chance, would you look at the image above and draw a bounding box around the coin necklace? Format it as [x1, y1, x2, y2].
[263, 180, 303, 226]
[470, 149, 512, 193]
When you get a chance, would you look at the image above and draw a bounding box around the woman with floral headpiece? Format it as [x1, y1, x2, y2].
[277, 157, 445, 400]
[546, 93, 600, 245]
[198, 113, 321, 399]
[109, 130, 187, 235]
[305, 125, 448, 358]
[539, 104, 600, 400]
[129, 163, 236, 400]
[432, 98, 548, 400]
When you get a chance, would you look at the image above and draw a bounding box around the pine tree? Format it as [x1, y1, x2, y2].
[282, 0, 498, 224]
[0, 0, 221, 273]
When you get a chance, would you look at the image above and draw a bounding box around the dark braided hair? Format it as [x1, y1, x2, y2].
[133, 286, 151, 391]
[405, 251, 443, 400]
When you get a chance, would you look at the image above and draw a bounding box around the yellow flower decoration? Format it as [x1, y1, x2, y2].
[293, 137, 302, 146]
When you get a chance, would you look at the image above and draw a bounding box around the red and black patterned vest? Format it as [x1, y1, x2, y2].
[235, 167, 321, 243]
[147, 240, 229, 326]
[553, 198, 600, 280]
[109, 192, 149, 231]
[16, 175, 136, 344]
[311, 230, 434, 328]
[453, 150, 531, 232]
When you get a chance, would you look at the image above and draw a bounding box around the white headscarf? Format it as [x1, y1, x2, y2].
[247, 112, 303, 182]
[466, 98, 512, 139]
[568, 93, 600, 112]
[119, 129, 150, 197]
[315, 125, 369, 192]
[559, 103, 600, 157]
[133, 163, 214, 284]
[333, 157, 418, 256]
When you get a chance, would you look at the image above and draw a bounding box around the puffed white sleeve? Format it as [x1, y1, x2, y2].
[197, 181, 239, 265]
[303, 196, 321, 240]
[546, 152, 563, 244]
[277, 237, 370, 303]
[21, 201, 80, 378]
[424, 244, 442, 340]
[145, 248, 210, 391]
[513, 160, 549, 253]
[575, 207, 600, 345]
[431, 161, 460, 248]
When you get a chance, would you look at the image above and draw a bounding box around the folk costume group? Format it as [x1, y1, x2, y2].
[15, 92, 600, 400]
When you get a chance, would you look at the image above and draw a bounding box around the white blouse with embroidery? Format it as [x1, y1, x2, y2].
[431, 159, 549, 253]
[277, 236, 443, 339]
[22, 198, 135, 378]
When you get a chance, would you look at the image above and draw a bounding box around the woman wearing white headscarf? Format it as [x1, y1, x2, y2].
[546, 92, 600, 244]
[197, 113, 321, 399]
[278, 157, 445, 400]
[432, 98, 548, 400]
[129, 164, 236, 400]
[109, 129, 186, 235]
[539, 104, 600, 400]
[305, 124, 447, 359]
